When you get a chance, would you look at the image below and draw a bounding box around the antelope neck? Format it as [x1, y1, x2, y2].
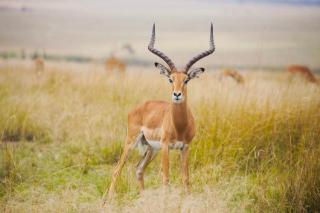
[170, 92, 189, 133]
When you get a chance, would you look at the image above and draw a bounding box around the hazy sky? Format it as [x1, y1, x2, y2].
[0, 0, 320, 69]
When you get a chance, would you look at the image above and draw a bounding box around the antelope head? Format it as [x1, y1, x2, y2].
[148, 23, 215, 104]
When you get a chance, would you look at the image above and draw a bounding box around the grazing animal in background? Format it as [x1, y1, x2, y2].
[222, 69, 244, 84]
[105, 56, 126, 75]
[105, 23, 215, 200]
[287, 65, 318, 84]
[33, 57, 45, 73]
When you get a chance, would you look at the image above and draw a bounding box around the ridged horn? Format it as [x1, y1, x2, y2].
[148, 23, 176, 71]
[184, 23, 215, 72]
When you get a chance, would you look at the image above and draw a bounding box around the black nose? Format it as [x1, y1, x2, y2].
[173, 92, 181, 97]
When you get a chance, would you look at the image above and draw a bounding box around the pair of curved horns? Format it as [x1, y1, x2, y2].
[148, 23, 215, 73]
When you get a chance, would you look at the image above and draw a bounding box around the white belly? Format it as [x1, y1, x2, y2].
[136, 139, 187, 156]
[147, 140, 186, 150]
[137, 127, 188, 156]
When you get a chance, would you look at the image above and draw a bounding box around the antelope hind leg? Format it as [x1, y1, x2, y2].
[103, 137, 135, 201]
[136, 145, 153, 190]
[136, 133, 159, 190]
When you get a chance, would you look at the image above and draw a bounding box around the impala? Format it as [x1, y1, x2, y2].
[34, 57, 45, 73]
[106, 23, 215, 199]
[222, 69, 244, 84]
[287, 65, 318, 84]
[105, 56, 126, 75]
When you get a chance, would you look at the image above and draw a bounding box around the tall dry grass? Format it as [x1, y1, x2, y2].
[0, 64, 319, 212]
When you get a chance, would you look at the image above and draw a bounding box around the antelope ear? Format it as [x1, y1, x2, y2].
[155, 62, 171, 78]
[187, 67, 205, 79]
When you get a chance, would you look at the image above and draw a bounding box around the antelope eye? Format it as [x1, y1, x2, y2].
[184, 79, 189, 84]
[169, 79, 173, 83]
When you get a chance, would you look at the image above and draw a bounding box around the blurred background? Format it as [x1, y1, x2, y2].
[1, 1, 320, 212]
[0, 0, 320, 70]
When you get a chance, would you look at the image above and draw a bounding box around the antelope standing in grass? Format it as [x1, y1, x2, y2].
[34, 57, 45, 73]
[105, 23, 215, 200]
[287, 65, 318, 84]
[222, 69, 244, 84]
[105, 56, 126, 75]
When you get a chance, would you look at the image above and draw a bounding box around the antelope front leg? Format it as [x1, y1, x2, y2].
[161, 142, 170, 186]
[181, 146, 190, 192]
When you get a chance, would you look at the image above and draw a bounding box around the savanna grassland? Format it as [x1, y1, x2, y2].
[0, 63, 320, 212]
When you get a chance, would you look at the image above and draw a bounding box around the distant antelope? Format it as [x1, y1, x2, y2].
[287, 65, 318, 84]
[222, 69, 244, 84]
[105, 23, 215, 200]
[105, 56, 126, 75]
[33, 57, 45, 73]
